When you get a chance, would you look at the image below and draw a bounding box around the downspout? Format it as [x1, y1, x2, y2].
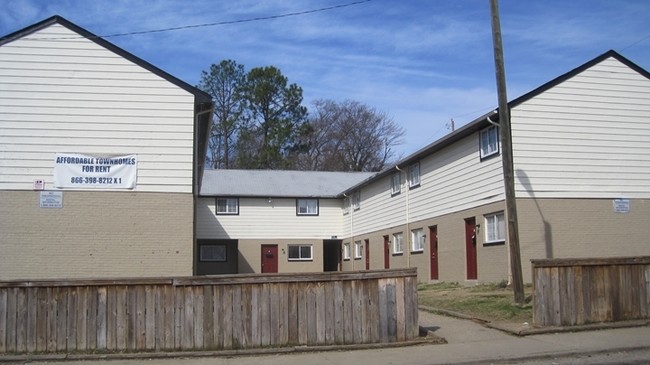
[488, 111, 512, 283]
[343, 193, 354, 270]
[395, 165, 410, 268]
[193, 105, 214, 276]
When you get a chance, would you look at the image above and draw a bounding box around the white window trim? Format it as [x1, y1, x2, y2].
[296, 198, 319, 216]
[216, 197, 239, 215]
[354, 240, 363, 259]
[287, 244, 313, 261]
[343, 242, 351, 260]
[391, 173, 401, 195]
[408, 162, 420, 188]
[343, 196, 350, 215]
[480, 125, 500, 159]
[411, 228, 424, 252]
[485, 211, 506, 243]
[392, 233, 403, 254]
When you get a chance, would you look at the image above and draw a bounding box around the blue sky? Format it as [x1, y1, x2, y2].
[2, 0, 649, 157]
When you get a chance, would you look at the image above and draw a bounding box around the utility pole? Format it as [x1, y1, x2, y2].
[489, 0, 525, 305]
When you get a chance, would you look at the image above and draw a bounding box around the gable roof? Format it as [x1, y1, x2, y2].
[201, 169, 375, 198]
[342, 50, 650, 194]
[0, 15, 212, 104]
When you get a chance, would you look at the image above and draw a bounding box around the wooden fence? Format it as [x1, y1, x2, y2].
[532, 256, 650, 327]
[0, 268, 418, 354]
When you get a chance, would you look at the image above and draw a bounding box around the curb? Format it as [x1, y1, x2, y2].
[0, 336, 444, 363]
[418, 305, 650, 336]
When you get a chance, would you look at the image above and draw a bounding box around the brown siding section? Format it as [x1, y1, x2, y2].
[519, 198, 650, 282]
[343, 201, 509, 283]
[0, 191, 193, 280]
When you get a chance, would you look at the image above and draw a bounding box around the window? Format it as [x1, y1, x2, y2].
[392, 233, 403, 254]
[354, 240, 363, 259]
[411, 228, 424, 252]
[409, 162, 420, 188]
[480, 125, 499, 159]
[199, 245, 227, 262]
[343, 196, 350, 215]
[216, 198, 239, 215]
[343, 242, 351, 260]
[352, 191, 361, 210]
[288, 244, 312, 261]
[296, 198, 319, 216]
[485, 212, 505, 243]
[391, 173, 401, 195]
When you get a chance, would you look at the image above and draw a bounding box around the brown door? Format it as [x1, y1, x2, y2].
[429, 226, 439, 280]
[465, 218, 478, 280]
[261, 244, 278, 273]
[364, 239, 370, 270]
[383, 235, 390, 269]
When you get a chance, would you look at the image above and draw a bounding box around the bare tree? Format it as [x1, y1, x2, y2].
[295, 99, 404, 172]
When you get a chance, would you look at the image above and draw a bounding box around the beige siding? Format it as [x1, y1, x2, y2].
[342, 201, 509, 283]
[512, 56, 650, 199]
[346, 134, 504, 238]
[0, 24, 196, 193]
[237, 239, 324, 274]
[518, 197, 650, 282]
[197, 197, 343, 239]
[0, 190, 193, 280]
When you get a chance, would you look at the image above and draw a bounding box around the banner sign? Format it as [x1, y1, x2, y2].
[53, 153, 137, 189]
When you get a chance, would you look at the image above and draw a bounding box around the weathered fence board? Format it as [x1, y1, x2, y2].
[532, 256, 650, 327]
[0, 269, 418, 354]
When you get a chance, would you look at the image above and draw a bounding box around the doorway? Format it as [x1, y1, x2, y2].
[261, 244, 278, 273]
[364, 239, 370, 270]
[323, 240, 341, 272]
[465, 218, 478, 280]
[429, 226, 439, 280]
[383, 235, 390, 269]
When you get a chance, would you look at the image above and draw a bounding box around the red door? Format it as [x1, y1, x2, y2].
[465, 218, 478, 280]
[261, 244, 278, 273]
[429, 226, 439, 280]
[365, 239, 370, 270]
[383, 235, 390, 269]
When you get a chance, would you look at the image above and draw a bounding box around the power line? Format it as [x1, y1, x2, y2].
[34, 0, 372, 40]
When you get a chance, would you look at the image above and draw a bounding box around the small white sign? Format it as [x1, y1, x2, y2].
[40, 191, 63, 208]
[33, 179, 45, 190]
[613, 199, 630, 214]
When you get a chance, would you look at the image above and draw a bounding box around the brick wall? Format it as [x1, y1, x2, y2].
[0, 191, 193, 280]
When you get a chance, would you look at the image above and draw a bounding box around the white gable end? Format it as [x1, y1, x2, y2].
[512, 56, 650, 199]
[0, 23, 196, 193]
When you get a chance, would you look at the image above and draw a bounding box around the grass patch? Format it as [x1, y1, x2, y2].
[418, 282, 533, 324]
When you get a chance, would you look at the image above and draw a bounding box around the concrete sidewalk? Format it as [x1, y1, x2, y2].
[3, 310, 650, 365]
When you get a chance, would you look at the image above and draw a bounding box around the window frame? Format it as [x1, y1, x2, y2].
[215, 197, 239, 215]
[343, 242, 351, 260]
[392, 232, 403, 254]
[296, 198, 319, 216]
[484, 211, 506, 245]
[199, 244, 228, 262]
[408, 162, 421, 188]
[479, 125, 500, 160]
[354, 240, 363, 259]
[352, 191, 361, 211]
[343, 196, 351, 215]
[411, 228, 425, 252]
[287, 244, 313, 261]
[391, 172, 401, 196]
